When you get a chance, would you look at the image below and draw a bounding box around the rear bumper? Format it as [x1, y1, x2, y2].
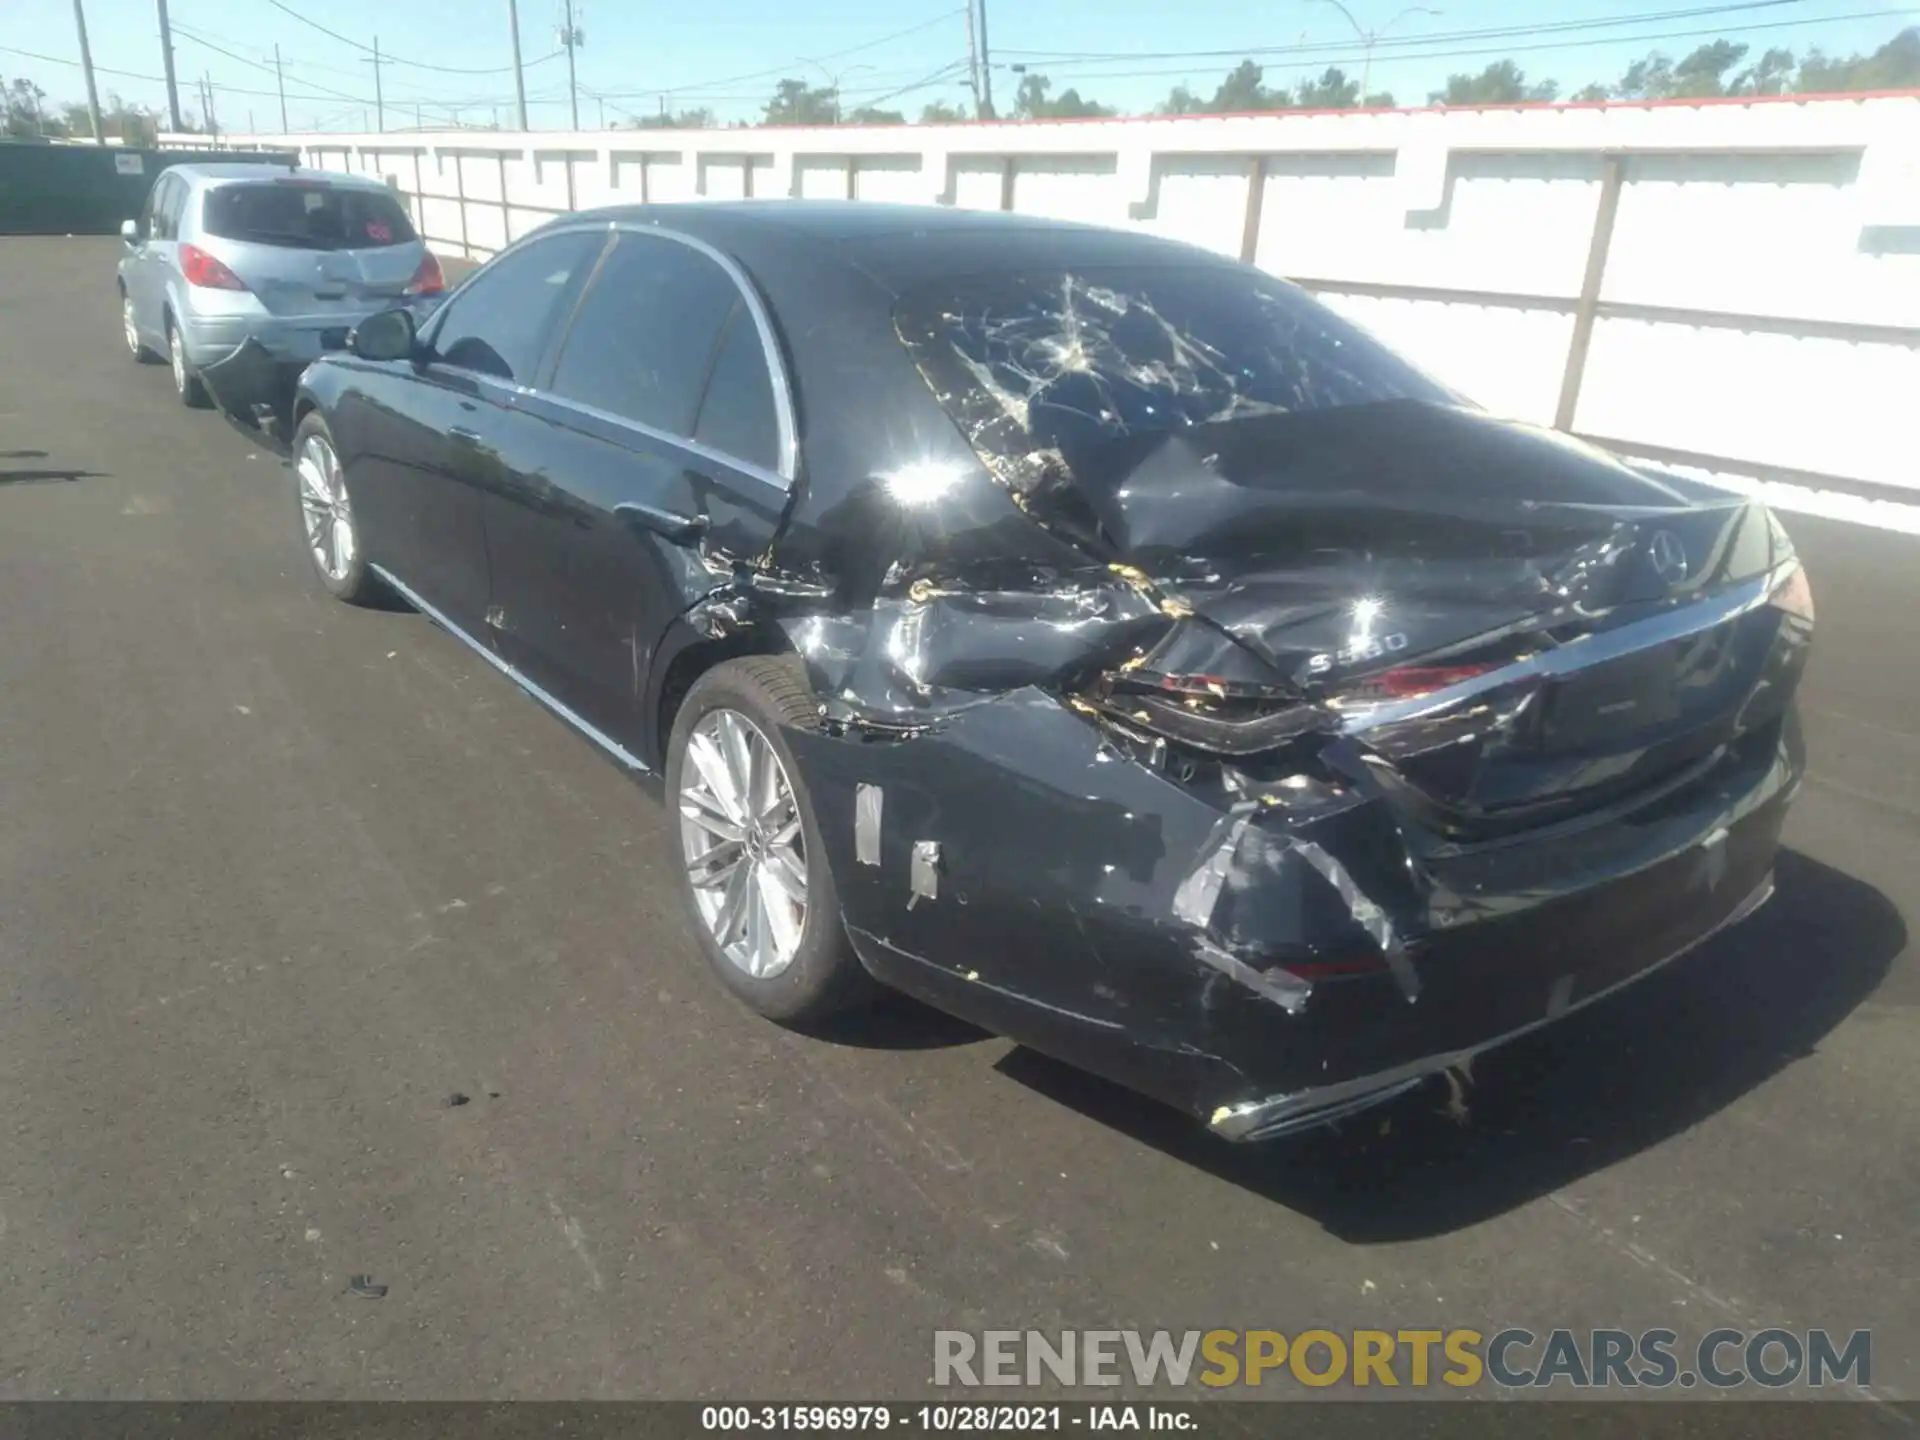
[783, 690, 1804, 1141]
[197, 340, 306, 413]
[179, 312, 361, 370]
[1208, 870, 1776, 1141]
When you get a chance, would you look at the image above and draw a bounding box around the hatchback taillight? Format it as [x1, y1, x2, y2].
[404, 253, 445, 296]
[179, 243, 248, 291]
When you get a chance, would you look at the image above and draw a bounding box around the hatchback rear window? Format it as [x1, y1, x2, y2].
[897, 266, 1459, 473]
[201, 182, 418, 251]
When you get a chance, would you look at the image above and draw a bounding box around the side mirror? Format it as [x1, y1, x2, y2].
[120, 219, 140, 247]
[348, 307, 418, 363]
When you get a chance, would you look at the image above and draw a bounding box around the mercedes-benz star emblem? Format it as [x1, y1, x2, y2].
[1648, 530, 1689, 585]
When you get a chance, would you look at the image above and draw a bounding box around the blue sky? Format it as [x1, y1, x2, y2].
[3, 0, 1913, 131]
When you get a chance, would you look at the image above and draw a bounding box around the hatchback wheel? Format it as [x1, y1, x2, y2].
[167, 317, 212, 408]
[667, 656, 873, 1023]
[123, 293, 159, 362]
[292, 413, 377, 603]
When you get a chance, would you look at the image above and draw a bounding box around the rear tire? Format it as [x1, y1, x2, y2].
[291, 412, 378, 605]
[666, 655, 874, 1025]
[122, 291, 160, 363]
[166, 315, 212, 409]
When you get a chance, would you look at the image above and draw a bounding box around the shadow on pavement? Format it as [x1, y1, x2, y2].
[994, 847, 1903, 1241]
[1, 467, 103, 485]
[809, 989, 992, 1051]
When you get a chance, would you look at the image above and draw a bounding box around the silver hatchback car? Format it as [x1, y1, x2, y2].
[118, 163, 443, 416]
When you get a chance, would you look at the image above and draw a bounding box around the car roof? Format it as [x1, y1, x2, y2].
[166, 162, 391, 191]
[570, 199, 1241, 300]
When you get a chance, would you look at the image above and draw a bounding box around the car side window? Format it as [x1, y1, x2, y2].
[546, 232, 740, 438]
[146, 176, 178, 240]
[692, 303, 780, 474]
[161, 180, 188, 240]
[428, 230, 604, 384]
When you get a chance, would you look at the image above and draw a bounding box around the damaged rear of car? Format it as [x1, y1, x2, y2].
[740, 239, 1812, 1141]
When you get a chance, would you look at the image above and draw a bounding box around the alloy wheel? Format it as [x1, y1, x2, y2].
[295, 432, 357, 582]
[169, 325, 187, 393]
[679, 709, 809, 979]
[123, 296, 140, 355]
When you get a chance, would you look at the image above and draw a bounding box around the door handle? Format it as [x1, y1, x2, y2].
[614, 501, 708, 545]
[448, 425, 481, 444]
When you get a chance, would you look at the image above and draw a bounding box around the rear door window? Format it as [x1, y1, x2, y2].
[202, 181, 418, 251]
[426, 230, 605, 384]
[692, 305, 780, 473]
[546, 231, 740, 437]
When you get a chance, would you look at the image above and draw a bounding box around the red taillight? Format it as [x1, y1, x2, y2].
[404, 252, 445, 296]
[179, 243, 247, 291]
[1340, 663, 1497, 706]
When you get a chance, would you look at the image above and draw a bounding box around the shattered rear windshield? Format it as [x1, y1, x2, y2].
[897, 267, 1459, 483]
[202, 182, 418, 251]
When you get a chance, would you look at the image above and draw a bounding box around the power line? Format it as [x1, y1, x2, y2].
[0, 41, 373, 105]
[170, 23, 369, 103]
[591, 8, 966, 101]
[998, 0, 1820, 63]
[1000, 7, 1917, 85]
[262, 0, 544, 74]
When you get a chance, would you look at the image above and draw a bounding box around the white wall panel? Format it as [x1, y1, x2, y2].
[184, 95, 1920, 491]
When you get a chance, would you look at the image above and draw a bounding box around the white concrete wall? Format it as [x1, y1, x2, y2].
[170, 95, 1920, 493]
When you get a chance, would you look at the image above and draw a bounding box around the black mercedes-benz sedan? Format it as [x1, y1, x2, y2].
[289, 200, 1813, 1142]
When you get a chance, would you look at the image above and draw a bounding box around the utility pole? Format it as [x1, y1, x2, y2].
[975, 0, 995, 119]
[70, 0, 105, 144]
[363, 36, 385, 132]
[274, 43, 289, 131]
[507, 0, 529, 130]
[964, 0, 981, 116]
[201, 73, 218, 139]
[559, 0, 582, 131]
[155, 0, 184, 132]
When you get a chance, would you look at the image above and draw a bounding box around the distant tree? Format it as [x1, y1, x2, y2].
[634, 106, 715, 129]
[1669, 40, 1750, 97]
[1613, 53, 1676, 99]
[1429, 59, 1558, 105]
[1210, 59, 1287, 113]
[1570, 82, 1612, 102]
[1011, 73, 1115, 120]
[3, 76, 59, 138]
[918, 99, 969, 123]
[761, 77, 839, 126]
[1732, 47, 1797, 96]
[1797, 26, 1920, 91]
[1293, 67, 1360, 109]
[59, 92, 161, 145]
[843, 105, 905, 125]
[1157, 84, 1206, 115]
[1361, 90, 1396, 107]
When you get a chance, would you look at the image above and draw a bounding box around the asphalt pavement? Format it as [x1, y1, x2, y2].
[0, 237, 1914, 1403]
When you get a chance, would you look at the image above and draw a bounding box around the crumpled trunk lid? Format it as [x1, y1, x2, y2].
[1048, 403, 1810, 831]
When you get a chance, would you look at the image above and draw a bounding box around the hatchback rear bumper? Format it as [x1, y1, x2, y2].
[197, 339, 307, 415]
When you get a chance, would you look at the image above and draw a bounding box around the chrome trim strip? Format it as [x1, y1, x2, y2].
[1337, 563, 1793, 735]
[369, 564, 652, 775]
[1211, 870, 1775, 1142]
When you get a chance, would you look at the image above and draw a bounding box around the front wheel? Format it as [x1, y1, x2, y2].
[666, 656, 873, 1024]
[292, 413, 378, 604]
